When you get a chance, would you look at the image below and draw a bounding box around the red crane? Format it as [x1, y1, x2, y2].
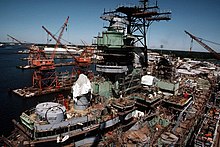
[185, 30, 220, 60]
[42, 25, 80, 63]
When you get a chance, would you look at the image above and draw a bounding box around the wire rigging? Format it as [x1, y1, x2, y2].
[197, 37, 220, 46]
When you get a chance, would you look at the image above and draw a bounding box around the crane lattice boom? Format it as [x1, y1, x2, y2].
[185, 30, 220, 60]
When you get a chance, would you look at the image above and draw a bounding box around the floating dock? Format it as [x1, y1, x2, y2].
[13, 86, 71, 98]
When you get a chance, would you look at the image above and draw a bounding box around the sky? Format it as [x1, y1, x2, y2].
[0, 0, 220, 52]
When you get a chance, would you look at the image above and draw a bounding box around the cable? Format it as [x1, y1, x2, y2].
[197, 37, 220, 46]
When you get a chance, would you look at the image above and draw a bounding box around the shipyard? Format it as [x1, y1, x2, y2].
[0, 0, 220, 147]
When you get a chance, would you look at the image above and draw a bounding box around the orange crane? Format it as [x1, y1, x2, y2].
[76, 48, 93, 63]
[42, 16, 95, 79]
[49, 16, 69, 60]
[77, 40, 94, 64]
[32, 17, 70, 90]
[42, 25, 81, 64]
[185, 30, 220, 60]
[42, 22, 93, 66]
[7, 34, 50, 69]
[31, 17, 69, 69]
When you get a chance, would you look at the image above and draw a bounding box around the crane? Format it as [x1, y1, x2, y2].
[42, 25, 80, 63]
[43, 25, 93, 77]
[42, 23, 95, 79]
[7, 34, 23, 44]
[31, 17, 69, 69]
[42, 24, 93, 66]
[184, 30, 220, 60]
[42, 16, 69, 60]
[42, 16, 95, 80]
[31, 17, 70, 90]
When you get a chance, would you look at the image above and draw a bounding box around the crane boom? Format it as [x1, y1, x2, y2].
[184, 30, 220, 60]
[42, 26, 60, 45]
[7, 34, 23, 44]
[42, 17, 92, 65]
[42, 25, 78, 62]
[42, 16, 69, 59]
[55, 16, 69, 49]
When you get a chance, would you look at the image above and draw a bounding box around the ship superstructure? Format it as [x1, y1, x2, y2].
[93, 0, 171, 96]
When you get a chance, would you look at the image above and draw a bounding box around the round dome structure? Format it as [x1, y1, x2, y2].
[35, 102, 66, 124]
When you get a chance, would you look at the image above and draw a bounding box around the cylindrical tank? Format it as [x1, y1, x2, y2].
[35, 102, 66, 124]
[74, 96, 89, 110]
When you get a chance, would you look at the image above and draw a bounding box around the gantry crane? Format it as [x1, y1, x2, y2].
[185, 30, 220, 60]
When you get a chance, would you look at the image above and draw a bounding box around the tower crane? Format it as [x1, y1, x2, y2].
[185, 30, 220, 60]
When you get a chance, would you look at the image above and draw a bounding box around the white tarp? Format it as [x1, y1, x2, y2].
[132, 110, 144, 118]
[141, 75, 158, 86]
[72, 74, 91, 101]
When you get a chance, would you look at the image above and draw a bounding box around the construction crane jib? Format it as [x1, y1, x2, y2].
[42, 16, 69, 60]
[185, 30, 220, 60]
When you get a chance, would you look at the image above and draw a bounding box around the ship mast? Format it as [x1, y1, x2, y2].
[102, 0, 171, 67]
[142, 0, 148, 67]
